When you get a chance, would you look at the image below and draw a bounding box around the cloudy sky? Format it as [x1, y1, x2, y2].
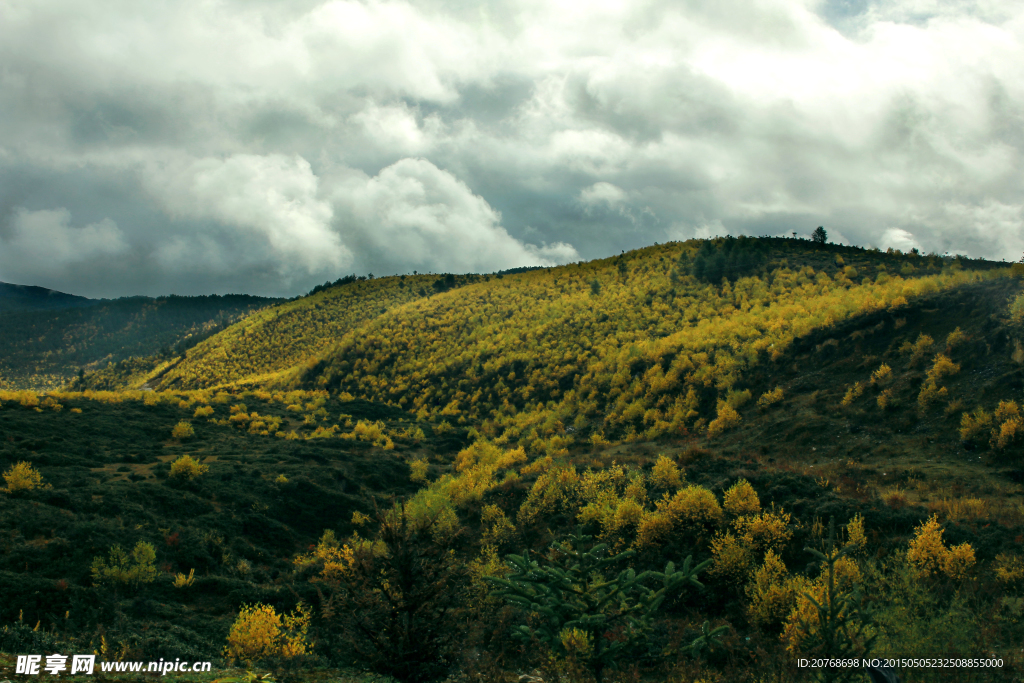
[1, 0, 1022, 298]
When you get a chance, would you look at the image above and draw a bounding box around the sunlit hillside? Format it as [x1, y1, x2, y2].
[300, 241, 1011, 451]
[132, 239, 1016, 457]
[149, 273, 483, 390]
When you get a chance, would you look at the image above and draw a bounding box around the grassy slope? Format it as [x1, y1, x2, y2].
[151, 274, 476, 390]
[290, 240, 1008, 452]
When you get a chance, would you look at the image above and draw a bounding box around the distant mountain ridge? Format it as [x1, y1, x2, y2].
[0, 284, 283, 391]
[0, 281, 99, 313]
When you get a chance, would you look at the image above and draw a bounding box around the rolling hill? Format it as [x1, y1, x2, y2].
[2, 238, 1023, 682]
[0, 281, 97, 313]
[0, 292, 283, 391]
[140, 238, 1016, 452]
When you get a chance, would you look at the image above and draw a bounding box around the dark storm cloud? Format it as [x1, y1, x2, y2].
[0, 0, 1022, 297]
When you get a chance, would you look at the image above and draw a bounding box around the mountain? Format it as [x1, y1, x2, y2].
[0, 292, 284, 391]
[148, 273, 471, 390]
[0, 281, 97, 313]
[2, 238, 1023, 682]
[142, 239, 1012, 448]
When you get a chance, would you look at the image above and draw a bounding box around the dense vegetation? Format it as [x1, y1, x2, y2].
[151, 273, 483, 390]
[1, 237, 1023, 682]
[296, 240, 1006, 457]
[0, 294, 280, 391]
[0, 281, 95, 314]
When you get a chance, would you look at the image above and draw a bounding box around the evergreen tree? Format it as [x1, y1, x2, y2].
[487, 527, 719, 682]
[794, 518, 876, 683]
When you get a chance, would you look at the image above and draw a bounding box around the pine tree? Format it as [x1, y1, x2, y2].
[792, 518, 876, 683]
[487, 526, 719, 682]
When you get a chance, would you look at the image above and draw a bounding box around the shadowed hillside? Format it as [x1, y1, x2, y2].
[0, 281, 96, 313]
[0, 294, 281, 391]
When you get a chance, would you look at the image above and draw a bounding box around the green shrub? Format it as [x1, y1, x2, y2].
[91, 541, 158, 589]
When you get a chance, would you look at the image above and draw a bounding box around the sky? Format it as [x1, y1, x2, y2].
[1, 0, 1022, 298]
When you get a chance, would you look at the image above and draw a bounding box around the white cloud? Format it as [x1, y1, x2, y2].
[331, 157, 579, 272]
[0, 208, 127, 269]
[936, 199, 1024, 257]
[144, 153, 349, 275]
[579, 182, 628, 207]
[880, 227, 922, 252]
[349, 103, 443, 156]
[693, 220, 729, 239]
[1, 0, 1023, 294]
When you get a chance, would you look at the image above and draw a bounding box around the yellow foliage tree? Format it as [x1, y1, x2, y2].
[900, 334, 934, 366]
[707, 401, 741, 438]
[840, 382, 864, 407]
[409, 459, 429, 482]
[844, 514, 866, 554]
[169, 454, 208, 480]
[224, 602, 311, 665]
[193, 405, 214, 418]
[171, 421, 194, 439]
[480, 504, 517, 547]
[723, 478, 760, 517]
[959, 407, 992, 443]
[747, 550, 806, 629]
[781, 554, 864, 653]
[734, 509, 793, 555]
[945, 326, 968, 350]
[709, 531, 752, 583]
[635, 485, 723, 549]
[757, 387, 784, 408]
[994, 400, 1021, 424]
[876, 388, 895, 410]
[994, 553, 1024, 588]
[906, 515, 976, 580]
[925, 353, 960, 382]
[870, 363, 892, 386]
[3, 461, 45, 492]
[649, 455, 683, 489]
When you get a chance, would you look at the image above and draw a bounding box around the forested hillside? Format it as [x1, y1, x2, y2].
[140, 238, 1013, 453]
[0, 294, 280, 391]
[151, 273, 481, 390]
[297, 240, 1008, 453]
[2, 238, 1023, 682]
[0, 281, 96, 313]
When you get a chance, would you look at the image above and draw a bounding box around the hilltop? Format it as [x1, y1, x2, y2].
[0, 281, 96, 313]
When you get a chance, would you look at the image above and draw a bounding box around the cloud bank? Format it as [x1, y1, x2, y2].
[0, 0, 1021, 296]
